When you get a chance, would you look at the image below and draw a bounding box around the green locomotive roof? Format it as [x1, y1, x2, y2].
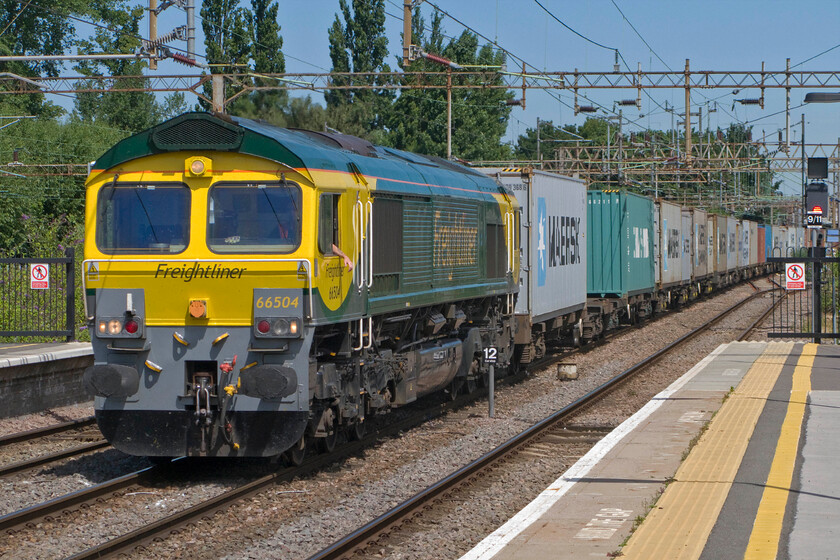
[92, 112, 508, 201]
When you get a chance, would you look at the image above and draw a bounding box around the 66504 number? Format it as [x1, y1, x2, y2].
[255, 296, 299, 309]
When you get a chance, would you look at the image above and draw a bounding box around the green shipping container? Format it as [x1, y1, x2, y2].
[587, 191, 655, 298]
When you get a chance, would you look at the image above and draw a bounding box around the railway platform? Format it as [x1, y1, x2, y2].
[0, 342, 92, 418]
[460, 341, 840, 560]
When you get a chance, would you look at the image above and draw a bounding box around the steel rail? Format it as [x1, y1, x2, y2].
[63, 389, 497, 560]
[306, 289, 770, 560]
[738, 290, 786, 341]
[0, 417, 96, 447]
[0, 465, 161, 534]
[0, 441, 108, 478]
[56, 284, 768, 557]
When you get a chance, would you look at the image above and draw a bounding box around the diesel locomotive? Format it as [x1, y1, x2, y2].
[82, 112, 520, 460]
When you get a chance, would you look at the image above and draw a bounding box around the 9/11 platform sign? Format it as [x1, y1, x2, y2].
[785, 263, 805, 290]
[30, 263, 49, 289]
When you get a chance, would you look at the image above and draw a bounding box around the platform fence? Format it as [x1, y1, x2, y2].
[0, 248, 76, 341]
[768, 247, 840, 343]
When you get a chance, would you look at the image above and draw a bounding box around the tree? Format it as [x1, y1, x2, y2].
[0, 0, 101, 116]
[200, 0, 253, 113]
[386, 10, 512, 161]
[73, 2, 164, 132]
[246, 0, 287, 123]
[514, 121, 585, 160]
[326, 0, 394, 140]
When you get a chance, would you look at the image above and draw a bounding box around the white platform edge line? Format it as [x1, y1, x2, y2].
[458, 342, 737, 560]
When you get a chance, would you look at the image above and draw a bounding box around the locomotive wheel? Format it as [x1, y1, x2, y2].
[448, 378, 463, 400]
[318, 409, 339, 453]
[347, 419, 366, 441]
[284, 435, 306, 466]
[465, 356, 481, 393]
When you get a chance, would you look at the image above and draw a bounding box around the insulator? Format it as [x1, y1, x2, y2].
[171, 53, 199, 67]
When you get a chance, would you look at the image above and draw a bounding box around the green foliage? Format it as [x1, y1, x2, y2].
[72, 1, 186, 132]
[246, 0, 288, 122]
[0, 0, 99, 116]
[200, 0, 253, 113]
[514, 120, 588, 160]
[326, 0, 394, 138]
[386, 9, 512, 160]
[0, 215, 89, 342]
[0, 119, 127, 256]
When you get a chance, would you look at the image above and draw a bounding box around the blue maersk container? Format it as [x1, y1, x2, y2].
[587, 190, 655, 298]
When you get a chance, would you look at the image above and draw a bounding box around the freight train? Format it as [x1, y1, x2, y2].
[81, 112, 803, 461]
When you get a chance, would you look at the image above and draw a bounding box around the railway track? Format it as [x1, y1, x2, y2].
[1, 284, 775, 558]
[0, 416, 107, 477]
[305, 289, 774, 560]
[0, 416, 95, 447]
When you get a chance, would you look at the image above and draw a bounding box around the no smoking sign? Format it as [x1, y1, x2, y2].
[785, 263, 805, 290]
[30, 263, 49, 290]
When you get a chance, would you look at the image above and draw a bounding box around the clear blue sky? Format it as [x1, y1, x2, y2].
[138, 1, 840, 193]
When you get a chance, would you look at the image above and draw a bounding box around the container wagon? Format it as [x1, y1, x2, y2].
[655, 199, 688, 301]
[482, 168, 587, 362]
[585, 190, 655, 338]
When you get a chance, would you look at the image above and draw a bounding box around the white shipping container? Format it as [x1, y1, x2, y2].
[483, 169, 587, 322]
[749, 221, 758, 266]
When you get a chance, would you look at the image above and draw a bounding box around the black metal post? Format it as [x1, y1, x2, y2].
[813, 245, 824, 343]
[65, 247, 75, 342]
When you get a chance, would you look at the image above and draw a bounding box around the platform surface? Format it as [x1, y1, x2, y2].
[460, 341, 840, 560]
[0, 341, 92, 369]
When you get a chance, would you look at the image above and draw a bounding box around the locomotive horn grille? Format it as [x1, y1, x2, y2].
[151, 115, 243, 152]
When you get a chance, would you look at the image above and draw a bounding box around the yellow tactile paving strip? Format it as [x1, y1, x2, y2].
[620, 342, 795, 560]
[744, 343, 815, 559]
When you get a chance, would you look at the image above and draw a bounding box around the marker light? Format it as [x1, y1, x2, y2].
[125, 319, 139, 334]
[257, 320, 271, 334]
[98, 321, 107, 334]
[108, 319, 123, 335]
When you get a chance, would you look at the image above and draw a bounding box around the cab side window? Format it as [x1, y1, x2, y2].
[318, 193, 339, 254]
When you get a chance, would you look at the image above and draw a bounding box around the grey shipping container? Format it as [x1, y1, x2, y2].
[749, 221, 758, 266]
[681, 209, 692, 283]
[482, 169, 587, 322]
[738, 220, 750, 268]
[774, 225, 788, 257]
[587, 190, 655, 297]
[715, 215, 727, 273]
[727, 217, 738, 272]
[693, 209, 709, 279]
[655, 199, 685, 288]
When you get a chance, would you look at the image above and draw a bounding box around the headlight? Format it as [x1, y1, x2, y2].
[254, 317, 302, 338]
[96, 315, 144, 338]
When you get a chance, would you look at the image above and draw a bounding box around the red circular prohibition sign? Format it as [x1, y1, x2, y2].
[31, 265, 48, 280]
[787, 264, 803, 281]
